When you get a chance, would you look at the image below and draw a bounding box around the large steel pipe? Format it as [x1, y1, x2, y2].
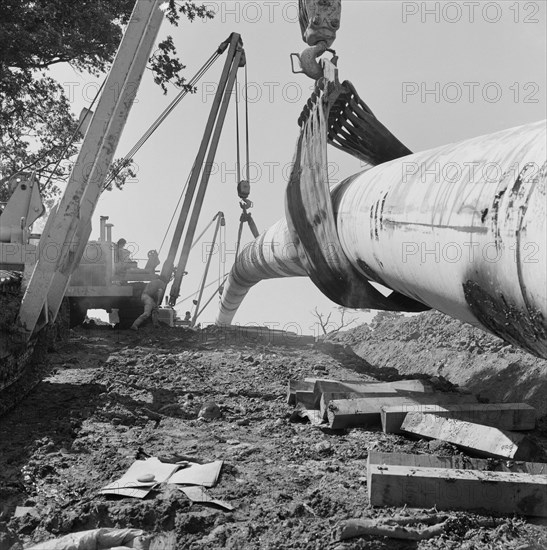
[218, 220, 307, 322]
[217, 120, 546, 357]
[337, 120, 546, 357]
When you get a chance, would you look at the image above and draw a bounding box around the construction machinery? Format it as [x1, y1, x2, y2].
[63, 215, 161, 328]
[1, 5, 258, 418]
[1, 25, 247, 331]
[0, 0, 545, 417]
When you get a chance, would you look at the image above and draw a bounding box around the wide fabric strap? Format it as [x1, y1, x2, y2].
[285, 78, 429, 312]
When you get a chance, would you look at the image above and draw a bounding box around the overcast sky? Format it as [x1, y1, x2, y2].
[51, 0, 546, 334]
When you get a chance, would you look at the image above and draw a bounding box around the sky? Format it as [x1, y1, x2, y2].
[49, 0, 546, 335]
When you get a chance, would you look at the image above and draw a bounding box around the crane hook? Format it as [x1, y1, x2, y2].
[290, 42, 337, 80]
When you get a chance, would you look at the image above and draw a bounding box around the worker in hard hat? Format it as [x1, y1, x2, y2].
[130, 277, 166, 331]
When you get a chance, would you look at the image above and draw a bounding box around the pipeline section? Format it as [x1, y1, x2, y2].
[217, 75, 546, 358]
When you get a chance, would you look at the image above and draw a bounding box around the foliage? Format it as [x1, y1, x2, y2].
[0, 0, 214, 203]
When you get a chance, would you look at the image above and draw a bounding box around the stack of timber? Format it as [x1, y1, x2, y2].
[287, 377, 478, 429]
[367, 451, 547, 517]
[288, 377, 541, 461]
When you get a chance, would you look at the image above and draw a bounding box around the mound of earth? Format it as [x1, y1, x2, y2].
[328, 311, 547, 416]
[0, 321, 545, 549]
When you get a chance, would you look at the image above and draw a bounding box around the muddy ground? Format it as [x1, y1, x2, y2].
[1, 316, 547, 549]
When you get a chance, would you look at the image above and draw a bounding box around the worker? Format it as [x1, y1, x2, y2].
[114, 238, 132, 274]
[130, 277, 166, 331]
[184, 311, 191, 322]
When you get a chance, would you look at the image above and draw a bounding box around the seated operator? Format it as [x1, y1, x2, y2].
[114, 238, 135, 274]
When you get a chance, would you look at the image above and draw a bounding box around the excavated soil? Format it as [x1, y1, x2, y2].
[0, 317, 546, 550]
[330, 311, 547, 416]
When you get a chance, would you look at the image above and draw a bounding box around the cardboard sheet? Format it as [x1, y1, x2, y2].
[180, 485, 234, 511]
[168, 460, 223, 488]
[100, 457, 180, 499]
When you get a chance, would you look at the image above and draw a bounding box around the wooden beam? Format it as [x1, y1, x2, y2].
[294, 390, 316, 409]
[401, 413, 539, 460]
[287, 378, 324, 405]
[320, 391, 417, 421]
[381, 403, 536, 434]
[367, 463, 547, 517]
[313, 379, 434, 408]
[368, 451, 547, 475]
[327, 393, 477, 430]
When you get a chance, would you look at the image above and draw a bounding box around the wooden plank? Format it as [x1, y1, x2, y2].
[287, 378, 323, 405]
[381, 403, 536, 434]
[313, 379, 434, 408]
[367, 463, 547, 517]
[294, 390, 315, 409]
[368, 451, 547, 475]
[401, 413, 538, 460]
[327, 393, 477, 430]
[320, 391, 414, 421]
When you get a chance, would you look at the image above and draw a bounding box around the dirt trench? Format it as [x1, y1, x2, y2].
[0, 321, 546, 550]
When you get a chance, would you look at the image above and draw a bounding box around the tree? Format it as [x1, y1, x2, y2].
[0, 0, 213, 203]
[311, 306, 359, 336]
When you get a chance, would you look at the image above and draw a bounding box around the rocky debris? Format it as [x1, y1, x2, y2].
[328, 310, 547, 415]
[198, 401, 222, 421]
[0, 322, 545, 549]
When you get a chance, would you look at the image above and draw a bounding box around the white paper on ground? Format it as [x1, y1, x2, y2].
[180, 485, 234, 511]
[100, 457, 180, 499]
[168, 460, 223, 487]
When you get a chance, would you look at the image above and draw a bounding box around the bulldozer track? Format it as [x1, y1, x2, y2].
[0, 274, 69, 416]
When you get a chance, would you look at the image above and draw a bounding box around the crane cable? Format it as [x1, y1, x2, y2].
[35, 79, 106, 195]
[234, 65, 251, 185]
[176, 62, 253, 319]
[103, 49, 221, 190]
[235, 74, 242, 183]
[158, 171, 222, 255]
[234, 63, 256, 260]
[189, 67, 253, 321]
[175, 274, 227, 307]
[195, 221, 217, 294]
[244, 64, 251, 184]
